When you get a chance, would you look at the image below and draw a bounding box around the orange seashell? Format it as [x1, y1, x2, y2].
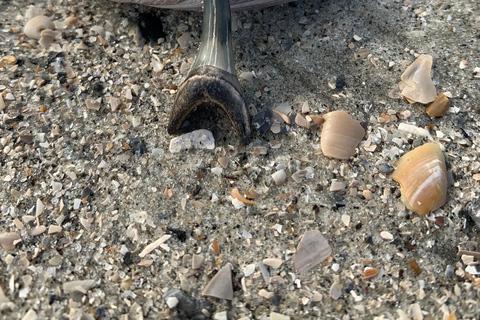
[363, 267, 379, 279]
[320, 110, 365, 159]
[231, 188, 255, 204]
[391, 143, 447, 215]
[426, 93, 451, 117]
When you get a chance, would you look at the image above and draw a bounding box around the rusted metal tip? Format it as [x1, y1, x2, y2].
[168, 65, 252, 145]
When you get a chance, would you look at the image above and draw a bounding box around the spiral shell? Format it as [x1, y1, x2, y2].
[390, 143, 447, 215]
[24, 15, 55, 40]
[320, 110, 365, 159]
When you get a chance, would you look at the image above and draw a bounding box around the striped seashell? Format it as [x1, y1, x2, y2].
[111, 0, 296, 11]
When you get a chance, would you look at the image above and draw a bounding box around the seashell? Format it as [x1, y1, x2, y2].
[363, 267, 379, 279]
[407, 258, 421, 275]
[231, 188, 255, 204]
[262, 258, 283, 268]
[202, 263, 234, 300]
[399, 54, 437, 104]
[426, 93, 451, 117]
[271, 169, 286, 185]
[39, 29, 60, 49]
[24, 15, 55, 40]
[0, 232, 22, 250]
[294, 230, 332, 274]
[390, 143, 447, 215]
[320, 110, 365, 159]
[111, 0, 296, 11]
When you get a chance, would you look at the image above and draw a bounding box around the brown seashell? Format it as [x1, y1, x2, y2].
[390, 143, 447, 215]
[363, 267, 379, 279]
[320, 110, 365, 159]
[426, 93, 451, 117]
[407, 258, 422, 275]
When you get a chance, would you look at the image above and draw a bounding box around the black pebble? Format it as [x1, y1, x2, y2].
[252, 107, 273, 135]
[336, 76, 346, 90]
[345, 283, 354, 293]
[123, 252, 133, 265]
[166, 227, 187, 242]
[378, 163, 394, 174]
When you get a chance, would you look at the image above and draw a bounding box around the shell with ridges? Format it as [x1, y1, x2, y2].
[390, 143, 447, 215]
[320, 110, 365, 159]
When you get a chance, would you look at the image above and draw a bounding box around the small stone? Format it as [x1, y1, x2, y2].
[426, 93, 451, 117]
[341, 214, 350, 227]
[62, 280, 96, 294]
[36, 199, 44, 217]
[330, 180, 346, 191]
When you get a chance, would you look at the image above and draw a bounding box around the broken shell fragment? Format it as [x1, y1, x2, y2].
[231, 188, 255, 205]
[426, 93, 451, 117]
[271, 169, 287, 185]
[390, 143, 447, 215]
[320, 110, 365, 159]
[24, 15, 55, 40]
[294, 230, 332, 274]
[399, 54, 437, 104]
[202, 263, 234, 300]
[0, 232, 22, 250]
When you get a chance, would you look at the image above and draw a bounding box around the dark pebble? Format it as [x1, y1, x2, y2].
[166, 227, 187, 242]
[344, 283, 354, 293]
[378, 163, 394, 174]
[129, 139, 147, 155]
[336, 76, 346, 90]
[252, 107, 273, 135]
[123, 252, 133, 266]
[164, 288, 212, 320]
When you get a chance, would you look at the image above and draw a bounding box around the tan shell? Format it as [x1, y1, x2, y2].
[320, 110, 365, 159]
[24, 15, 55, 40]
[390, 143, 447, 215]
[399, 54, 437, 104]
[426, 93, 451, 117]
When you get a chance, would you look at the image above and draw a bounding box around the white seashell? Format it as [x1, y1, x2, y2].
[390, 143, 447, 215]
[271, 169, 286, 185]
[399, 54, 437, 104]
[321, 110, 365, 159]
[24, 15, 55, 40]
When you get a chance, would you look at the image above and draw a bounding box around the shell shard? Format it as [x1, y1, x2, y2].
[294, 230, 332, 274]
[399, 54, 437, 104]
[320, 110, 365, 159]
[202, 263, 234, 300]
[426, 93, 451, 117]
[390, 143, 447, 215]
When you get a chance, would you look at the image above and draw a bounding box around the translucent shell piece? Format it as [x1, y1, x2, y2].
[390, 143, 447, 215]
[320, 110, 365, 159]
[399, 54, 437, 104]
